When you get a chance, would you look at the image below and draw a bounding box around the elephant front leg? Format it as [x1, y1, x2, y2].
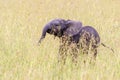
[69, 42, 79, 64]
[58, 45, 67, 64]
[71, 48, 79, 64]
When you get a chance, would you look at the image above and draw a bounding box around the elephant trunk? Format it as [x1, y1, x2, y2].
[38, 24, 50, 43]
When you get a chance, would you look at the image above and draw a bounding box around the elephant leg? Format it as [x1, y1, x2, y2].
[71, 48, 79, 64]
[93, 48, 97, 61]
[88, 44, 98, 64]
[58, 45, 67, 64]
[69, 42, 79, 64]
[90, 38, 98, 62]
[58, 36, 70, 64]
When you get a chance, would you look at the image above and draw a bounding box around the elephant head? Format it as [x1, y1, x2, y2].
[38, 18, 67, 43]
[38, 19, 83, 44]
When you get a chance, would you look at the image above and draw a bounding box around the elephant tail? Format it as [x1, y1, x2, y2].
[101, 43, 114, 53]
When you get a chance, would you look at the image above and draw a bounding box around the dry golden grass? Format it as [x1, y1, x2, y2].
[0, 0, 120, 80]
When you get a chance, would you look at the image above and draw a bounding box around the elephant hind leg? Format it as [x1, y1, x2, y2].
[88, 44, 98, 64]
[93, 48, 97, 61]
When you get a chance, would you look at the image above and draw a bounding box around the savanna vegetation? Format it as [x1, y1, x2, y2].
[0, 0, 120, 80]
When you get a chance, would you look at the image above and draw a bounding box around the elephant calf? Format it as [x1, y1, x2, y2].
[38, 18, 107, 64]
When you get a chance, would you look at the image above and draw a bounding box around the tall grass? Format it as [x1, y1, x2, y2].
[0, 0, 120, 80]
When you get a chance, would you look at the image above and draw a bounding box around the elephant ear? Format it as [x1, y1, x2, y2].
[64, 20, 82, 37]
[59, 19, 67, 30]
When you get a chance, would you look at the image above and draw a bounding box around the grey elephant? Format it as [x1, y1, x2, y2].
[38, 18, 114, 64]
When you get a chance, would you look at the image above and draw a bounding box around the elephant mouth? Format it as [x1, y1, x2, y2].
[52, 29, 62, 37]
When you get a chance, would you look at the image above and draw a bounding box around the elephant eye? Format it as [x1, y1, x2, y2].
[55, 24, 59, 26]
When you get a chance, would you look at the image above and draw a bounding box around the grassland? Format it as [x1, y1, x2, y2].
[0, 0, 120, 80]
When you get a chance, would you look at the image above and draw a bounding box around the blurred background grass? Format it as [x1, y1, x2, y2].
[0, 0, 120, 80]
